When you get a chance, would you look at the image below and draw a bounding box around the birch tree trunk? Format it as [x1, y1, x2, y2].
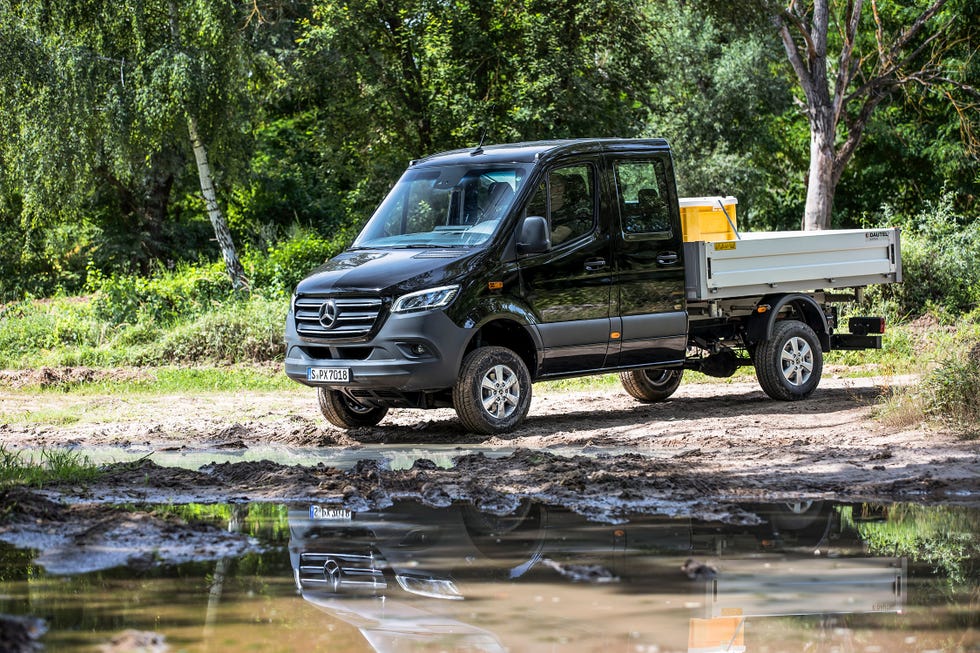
[187, 114, 247, 289]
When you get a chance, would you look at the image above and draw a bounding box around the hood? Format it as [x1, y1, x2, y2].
[294, 248, 482, 296]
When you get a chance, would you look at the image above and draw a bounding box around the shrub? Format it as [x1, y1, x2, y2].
[920, 320, 980, 438]
[244, 227, 349, 296]
[874, 312, 980, 439]
[144, 294, 288, 364]
[0, 297, 103, 367]
[921, 356, 980, 438]
[868, 193, 980, 318]
[87, 262, 231, 326]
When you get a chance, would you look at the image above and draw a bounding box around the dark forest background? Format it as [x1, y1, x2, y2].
[0, 0, 976, 316]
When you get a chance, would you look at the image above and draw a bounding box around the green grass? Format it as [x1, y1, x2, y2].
[0, 365, 296, 396]
[91, 366, 296, 394]
[0, 446, 102, 488]
[538, 374, 621, 392]
[0, 408, 81, 426]
[872, 310, 980, 439]
[843, 504, 980, 587]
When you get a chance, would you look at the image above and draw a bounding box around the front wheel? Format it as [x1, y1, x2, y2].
[753, 320, 823, 400]
[317, 387, 389, 429]
[453, 346, 532, 435]
[620, 368, 683, 402]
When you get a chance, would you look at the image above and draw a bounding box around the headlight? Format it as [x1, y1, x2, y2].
[395, 574, 464, 600]
[391, 285, 460, 314]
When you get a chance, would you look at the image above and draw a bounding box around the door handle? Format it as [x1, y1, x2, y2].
[584, 257, 607, 271]
[657, 252, 679, 265]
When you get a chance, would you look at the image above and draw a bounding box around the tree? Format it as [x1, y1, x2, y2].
[640, 1, 794, 229]
[294, 0, 660, 224]
[772, 0, 979, 229]
[0, 0, 259, 287]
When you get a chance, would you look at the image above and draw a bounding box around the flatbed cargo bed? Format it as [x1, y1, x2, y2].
[683, 227, 902, 301]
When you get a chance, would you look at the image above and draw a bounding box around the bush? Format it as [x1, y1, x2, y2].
[920, 314, 980, 438]
[143, 294, 288, 364]
[0, 297, 103, 367]
[87, 262, 231, 326]
[922, 354, 980, 438]
[1, 226, 348, 368]
[874, 311, 980, 439]
[868, 193, 980, 318]
[244, 227, 349, 296]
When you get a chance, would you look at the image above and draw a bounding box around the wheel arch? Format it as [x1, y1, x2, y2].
[464, 317, 540, 379]
[746, 293, 830, 351]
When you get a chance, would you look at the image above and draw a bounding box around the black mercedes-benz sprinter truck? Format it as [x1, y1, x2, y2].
[284, 139, 893, 435]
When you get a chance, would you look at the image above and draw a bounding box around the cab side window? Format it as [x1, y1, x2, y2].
[614, 160, 672, 238]
[525, 165, 596, 246]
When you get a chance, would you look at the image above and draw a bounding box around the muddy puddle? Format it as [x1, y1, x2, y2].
[1, 499, 977, 652]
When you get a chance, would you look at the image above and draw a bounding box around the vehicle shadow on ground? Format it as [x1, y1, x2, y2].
[355, 384, 885, 445]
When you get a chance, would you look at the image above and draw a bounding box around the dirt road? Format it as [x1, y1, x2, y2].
[2, 370, 977, 519]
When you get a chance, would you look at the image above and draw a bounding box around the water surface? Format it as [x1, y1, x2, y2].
[1, 500, 976, 651]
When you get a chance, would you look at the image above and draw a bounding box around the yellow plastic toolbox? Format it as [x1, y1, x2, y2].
[679, 196, 738, 242]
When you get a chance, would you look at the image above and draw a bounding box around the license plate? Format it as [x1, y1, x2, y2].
[310, 505, 353, 521]
[307, 367, 350, 383]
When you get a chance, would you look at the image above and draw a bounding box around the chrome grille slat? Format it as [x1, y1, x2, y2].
[298, 551, 387, 592]
[294, 296, 383, 340]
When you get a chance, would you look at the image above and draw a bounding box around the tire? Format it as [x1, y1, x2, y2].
[769, 500, 827, 531]
[461, 502, 546, 565]
[317, 387, 388, 429]
[453, 346, 532, 434]
[620, 368, 683, 402]
[754, 320, 823, 401]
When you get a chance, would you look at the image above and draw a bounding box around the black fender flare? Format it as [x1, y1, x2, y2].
[745, 293, 831, 351]
[461, 298, 544, 375]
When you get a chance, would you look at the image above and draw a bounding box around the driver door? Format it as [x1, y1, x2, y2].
[518, 162, 613, 375]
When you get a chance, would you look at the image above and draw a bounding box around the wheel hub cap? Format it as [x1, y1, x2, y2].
[780, 336, 814, 386]
[481, 364, 520, 420]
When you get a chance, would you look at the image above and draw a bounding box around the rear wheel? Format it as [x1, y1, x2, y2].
[317, 387, 389, 429]
[620, 368, 683, 402]
[754, 320, 823, 400]
[453, 346, 532, 434]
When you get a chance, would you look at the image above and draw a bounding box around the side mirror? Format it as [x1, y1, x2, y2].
[517, 216, 551, 254]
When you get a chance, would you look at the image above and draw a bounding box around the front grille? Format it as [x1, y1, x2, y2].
[298, 551, 387, 593]
[294, 296, 384, 340]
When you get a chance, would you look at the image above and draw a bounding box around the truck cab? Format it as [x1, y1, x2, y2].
[284, 139, 896, 435]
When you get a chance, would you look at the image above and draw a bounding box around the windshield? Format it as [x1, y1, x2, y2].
[353, 164, 529, 249]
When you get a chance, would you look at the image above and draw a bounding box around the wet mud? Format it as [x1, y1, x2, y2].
[0, 373, 977, 556]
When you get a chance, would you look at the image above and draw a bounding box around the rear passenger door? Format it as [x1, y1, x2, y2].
[606, 156, 688, 368]
[518, 161, 613, 375]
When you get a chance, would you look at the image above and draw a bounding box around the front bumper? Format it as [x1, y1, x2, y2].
[284, 308, 471, 395]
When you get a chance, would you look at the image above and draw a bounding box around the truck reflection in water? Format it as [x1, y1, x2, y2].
[288, 501, 905, 652]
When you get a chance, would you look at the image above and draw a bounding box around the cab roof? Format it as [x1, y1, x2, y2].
[409, 138, 671, 168]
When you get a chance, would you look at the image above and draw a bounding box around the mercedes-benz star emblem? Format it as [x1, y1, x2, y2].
[318, 299, 338, 329]
[323, 558, 342, 591]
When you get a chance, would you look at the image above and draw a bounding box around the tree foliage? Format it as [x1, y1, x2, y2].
[772, 0, 979, 229]
[293, 0, 660, 224]
[0, 0, 976, 301]
[0, 0, 261, 286]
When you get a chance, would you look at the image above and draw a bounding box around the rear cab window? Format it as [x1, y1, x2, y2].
[613, 159, 673, 240]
